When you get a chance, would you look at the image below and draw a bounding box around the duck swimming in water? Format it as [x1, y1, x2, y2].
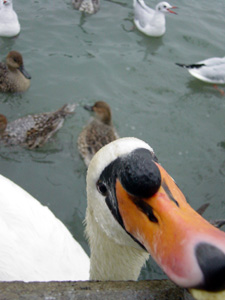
[0, 0, 20, 37]
[0, 137, 225, 300]
[78, 101, 119, 166]
[72, 0, 100, 14]
[0, 51, 31, 93]
[133, 0, 177, 37]
[0, 103, 76, 149]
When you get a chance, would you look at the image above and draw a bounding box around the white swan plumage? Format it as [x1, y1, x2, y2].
[1, 136, 225, 300]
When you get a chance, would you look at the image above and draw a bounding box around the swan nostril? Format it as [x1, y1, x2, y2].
[195, 242, 225, 291]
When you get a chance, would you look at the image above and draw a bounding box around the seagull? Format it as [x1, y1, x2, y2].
[0, 0, 20, 37]
[133, 0, 177, 37]
[176, 56, 225, 95]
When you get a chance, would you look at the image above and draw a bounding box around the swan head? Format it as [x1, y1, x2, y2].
[86, 137, 225, 292]
[156, 2, 177, 14]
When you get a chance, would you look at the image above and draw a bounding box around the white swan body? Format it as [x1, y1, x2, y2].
[1, 136, 225, 298]
[0, 174, 89, 281]
[0, 0, 20, 37]
[176, 57, 225, 84]
[133, 0, 177, 37]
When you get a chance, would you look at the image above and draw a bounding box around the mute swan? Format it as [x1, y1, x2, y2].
[0, 0, 20, 37]
[133, 0, 177, 37]
[78, 101, 119, 167]
[1, 137, 225, 300]
[0, 51, 31, 93]
[0, 104, 76, 149]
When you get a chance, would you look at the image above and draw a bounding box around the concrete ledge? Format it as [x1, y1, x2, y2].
[0, 280, 195, 300]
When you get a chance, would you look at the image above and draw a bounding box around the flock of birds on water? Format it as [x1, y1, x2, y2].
[0, 1, 225, 300]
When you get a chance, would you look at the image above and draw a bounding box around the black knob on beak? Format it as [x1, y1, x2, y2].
[195, 242, 225, 291]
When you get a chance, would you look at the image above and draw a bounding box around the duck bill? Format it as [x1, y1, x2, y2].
[19, 65, 32, 79]
[168, 6, 177, 14]
[83, 104, 93, 112]
[116, 163, 225, 290]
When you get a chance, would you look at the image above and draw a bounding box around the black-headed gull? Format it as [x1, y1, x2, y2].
[133, 0, 177, 37]
[176, 57, 225, 95]
[176, 57, 225, 84]
[0, 0, 20, 37]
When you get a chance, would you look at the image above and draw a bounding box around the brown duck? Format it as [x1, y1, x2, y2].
[0, 51, 31, 93]
[0, 104, 76, 149]
[78, 101, 119, 166]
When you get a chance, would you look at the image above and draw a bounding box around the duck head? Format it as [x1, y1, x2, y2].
[0, 114, 7, 135]
[84, 101, 112, 125]
[6, 51, 31, 80]
[87, 137, 225, 292]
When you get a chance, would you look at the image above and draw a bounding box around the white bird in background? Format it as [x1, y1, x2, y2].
[0, 0, 20, 37]
[1, 137, 225, 300]
[133, 0, 177, 37]
[176, 56, 225, 95]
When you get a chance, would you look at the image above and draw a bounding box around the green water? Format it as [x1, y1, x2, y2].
[0, 0, 224, 280]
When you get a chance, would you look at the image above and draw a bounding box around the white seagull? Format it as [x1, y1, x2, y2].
[1, 137, 225, 300]
[0, 0, 20, 37]
[176, 57, 225, 95]
[176, 57, 225, 84]
[133, 0, 177, 37]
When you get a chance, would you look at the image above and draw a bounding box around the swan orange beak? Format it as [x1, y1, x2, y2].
[116, 162, 225, 291]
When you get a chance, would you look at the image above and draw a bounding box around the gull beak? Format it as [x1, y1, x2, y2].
[168, 6, 178, 14]
[116, 162, 225, 291]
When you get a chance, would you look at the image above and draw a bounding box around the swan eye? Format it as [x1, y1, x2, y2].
[97, 180, 108, 196]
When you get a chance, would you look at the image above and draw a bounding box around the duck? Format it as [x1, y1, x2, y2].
[0, 103, 76, 149]
[0, 51, 31, 93]
[72, 0, 100, 14]
[133, 0, 177, 37]
[77, 101, 119, 167]
[1, 137, 225, 300]
[0, 0, 20, 37]
[176, 57, 225, 95]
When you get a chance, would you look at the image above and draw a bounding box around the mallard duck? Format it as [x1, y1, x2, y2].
[77, 101, 119, 166]
[0, 51, 31, 93]
[0, 0, 20, 37]
[133, 0, 177, 37]
[0, 103, 76, 149]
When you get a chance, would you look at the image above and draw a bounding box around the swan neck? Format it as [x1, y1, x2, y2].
[86, 208, 149, 281]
